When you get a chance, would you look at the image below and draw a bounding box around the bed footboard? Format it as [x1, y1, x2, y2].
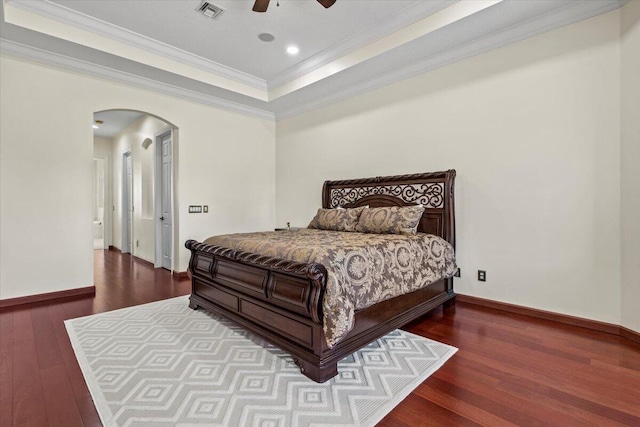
[185, 239, 342, 381]
[185, 239, 454, 383]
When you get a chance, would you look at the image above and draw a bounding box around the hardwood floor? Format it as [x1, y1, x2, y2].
[1, 249, 638, 426]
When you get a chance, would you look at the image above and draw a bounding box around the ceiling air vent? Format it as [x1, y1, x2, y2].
[197, 1, 225, 20]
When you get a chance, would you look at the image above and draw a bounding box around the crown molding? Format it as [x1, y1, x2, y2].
[2, 0, 626, 123]
[6, 0, 268, 92]
[0, 39, 275, 122]
[266, 0, 455, 90]
[275, 0, 627, 120]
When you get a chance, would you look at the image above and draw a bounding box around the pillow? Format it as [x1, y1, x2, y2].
[356, 205, 425, 235]
[307, 207, 366, 232]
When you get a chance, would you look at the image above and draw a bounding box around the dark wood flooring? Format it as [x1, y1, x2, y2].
[1, 249, 638, 426]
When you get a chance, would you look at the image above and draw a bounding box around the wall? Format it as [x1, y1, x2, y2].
[93, 136, 112, 247]
[1, 6, 633, 330]
[276, 11, 622, 324]
[620, 0, 640, 332]
[0, 55, 275, 300]
[111, 115, 168, 264]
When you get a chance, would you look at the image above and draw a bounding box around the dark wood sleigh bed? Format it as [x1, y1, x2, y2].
[185, 170, 456, 382]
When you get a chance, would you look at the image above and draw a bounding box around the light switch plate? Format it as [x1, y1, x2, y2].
[203, 205, 208, 213]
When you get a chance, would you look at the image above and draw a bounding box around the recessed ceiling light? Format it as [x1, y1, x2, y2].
[286, 45, 299, 55]
[93, 119, 103, 129]
[258, 33, 275, 42]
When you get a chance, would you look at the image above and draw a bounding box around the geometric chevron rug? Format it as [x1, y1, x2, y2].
[65, 296, 456, 427]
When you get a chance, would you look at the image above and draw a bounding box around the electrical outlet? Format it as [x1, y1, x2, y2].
[478, 270, 486, 282]
[454, 268, 461, 277]
[203, 205, 209, 213]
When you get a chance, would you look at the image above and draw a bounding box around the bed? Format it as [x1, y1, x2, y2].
[185, 170, 457, 382]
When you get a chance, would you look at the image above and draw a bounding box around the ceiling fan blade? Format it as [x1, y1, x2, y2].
[252, 0, 270, 12]
[317, 0, 336, 8]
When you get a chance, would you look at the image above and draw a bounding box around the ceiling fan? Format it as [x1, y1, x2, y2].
[252, 0, 336, 12]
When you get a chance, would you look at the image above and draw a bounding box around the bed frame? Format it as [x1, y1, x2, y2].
[185, 170, 456, 382]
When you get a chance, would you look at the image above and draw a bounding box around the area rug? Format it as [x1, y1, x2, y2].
[65, 296, 457, 427]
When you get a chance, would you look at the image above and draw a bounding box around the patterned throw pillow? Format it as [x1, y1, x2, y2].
[307, 207, 366, 232]
[356, 205, 425, 235]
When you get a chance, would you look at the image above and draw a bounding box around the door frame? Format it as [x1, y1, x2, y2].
[154, 128, 174, 270]
[93, 156, 110, 249]
[121, 150, 133, 254]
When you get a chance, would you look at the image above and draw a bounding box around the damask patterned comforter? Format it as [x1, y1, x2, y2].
[204, 229, 457, 348]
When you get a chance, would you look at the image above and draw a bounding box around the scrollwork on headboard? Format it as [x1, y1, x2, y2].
[322, 170, 456, 248]
[328, 183, 444, 209]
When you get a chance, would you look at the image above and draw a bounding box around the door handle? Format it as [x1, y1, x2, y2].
[160, 216, 165, 221]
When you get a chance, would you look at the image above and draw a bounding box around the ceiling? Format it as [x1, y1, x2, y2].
[0, 0, 628, 121]
[93, 110, 144, 138]
[51, 0, 428, 81]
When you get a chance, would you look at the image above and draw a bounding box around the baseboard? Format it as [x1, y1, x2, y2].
[457, 294, 640, 344]
[173, 271, 189, 279]
[456, 295, 620, 334]
[110, 248, 153, 268]
[132, 255, 154, 268]
[113, 249, 185, 276]
[0, 286, 96, 309]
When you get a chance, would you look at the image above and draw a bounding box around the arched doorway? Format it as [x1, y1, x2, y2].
[92, 109, 178, 272]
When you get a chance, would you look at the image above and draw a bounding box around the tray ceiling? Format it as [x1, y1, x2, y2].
[49, 0, 430, 81]
[0, 0, 628, 121]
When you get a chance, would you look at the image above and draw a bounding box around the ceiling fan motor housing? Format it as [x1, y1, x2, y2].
[253, 0, 336, 13]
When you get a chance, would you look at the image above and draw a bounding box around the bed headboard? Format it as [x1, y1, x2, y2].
[322, 170, 456, 248]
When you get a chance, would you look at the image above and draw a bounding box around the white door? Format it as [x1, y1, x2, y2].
[93, 158, 106, 249]
[160, 133, 172, 270]
[123, 152, 133, 254]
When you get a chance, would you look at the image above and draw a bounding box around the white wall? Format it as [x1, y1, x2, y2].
[620, 0, 640, 332]
[111, 115, 168, 263]
[276, 11, 622, 325]
[93, 136, 113, 247]
[0, 64, 93, 299]
[1, 5, 634, 332]
[0, 55, 275, 300]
